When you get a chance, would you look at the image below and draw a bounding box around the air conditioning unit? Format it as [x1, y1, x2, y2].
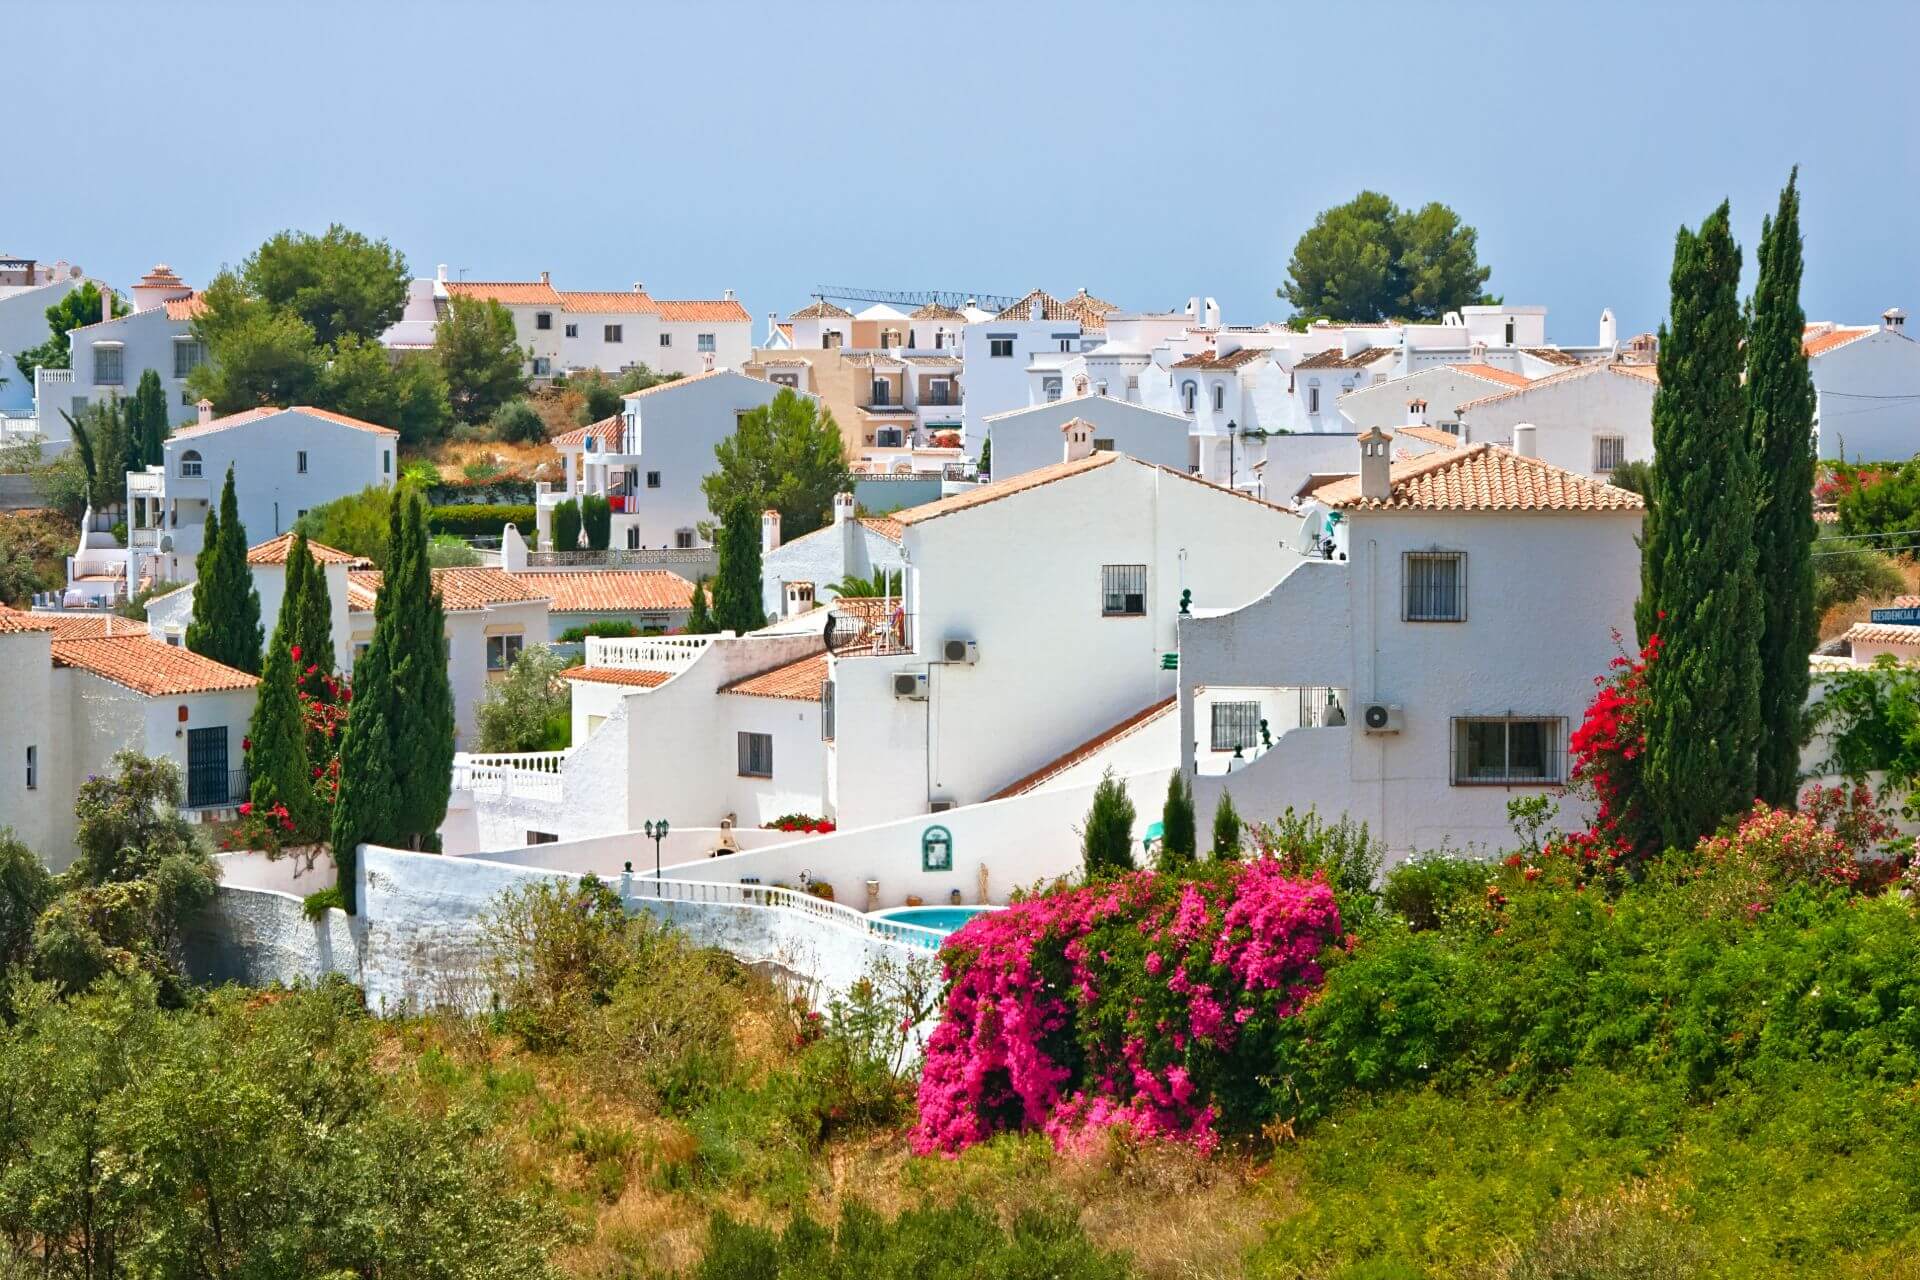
[1361, 703, 1404, 734]
[930, 798, 957, 813]
[892, 671, 929, 701]
[942, 638, 979, 665]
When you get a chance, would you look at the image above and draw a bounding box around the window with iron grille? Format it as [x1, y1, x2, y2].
[94, 345, 123, 386]
[1211, 701, 1261, 752]
[1101, 564, 1147, 616]
[1451, 717, 1564, 784]
[738, 731, 773, 777]
[1404, 551, 1466, 622]
[535, 312, 552, 330]
[173, 338, 207, 379]
[1594, 434, 1627, 473]
[1092, 437, 1114, 453]
[820, 680, 835, 741]
[525, 830, 559, 844]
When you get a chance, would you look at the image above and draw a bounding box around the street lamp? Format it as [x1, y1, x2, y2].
[644, 818, 670, 894]
[1227, 419, 1238, 491]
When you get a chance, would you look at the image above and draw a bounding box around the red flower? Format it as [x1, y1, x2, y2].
[289, 644, 302, 663]
[238, 802, 252, 816]
[242, 737, 253, 752]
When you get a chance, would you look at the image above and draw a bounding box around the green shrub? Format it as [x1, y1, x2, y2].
[301, 886, 346, 920]
[1210, 790, 1242, 860]
[427, 534, 481, 567]
[581, 493, 611, 550]
[475, 647, 571, 753]
[491, 398, 547, 445]
[1381, 853, 1490, 931]
[1494, 1193, 1706, 1280]
[552, 498, 581, 552]
[1081, 770, 1136, 876]
[423, 503, 535, 539]
[558, 619, 640, 642]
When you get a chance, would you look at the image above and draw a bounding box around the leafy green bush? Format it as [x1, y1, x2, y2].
[558, 619, 639, 642]
[424, 503, 535, 539]
[492, 397, 548, 445]
[475, 647, 571, 752]
[551, 498, 581, 552]
[302, 885, 346, 920]
[427, 533, 481, 567]
[581, 493, 611, 550]
[1381, 852, 1490, 931]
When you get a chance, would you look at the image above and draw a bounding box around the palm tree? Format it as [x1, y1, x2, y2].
[827, 566, 904, 599]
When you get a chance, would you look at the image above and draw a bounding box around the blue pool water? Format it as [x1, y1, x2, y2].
[869, 904, 997, 946]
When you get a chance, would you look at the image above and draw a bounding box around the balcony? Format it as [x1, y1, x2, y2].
[585, 633, 715, 673]
[827, 606, 913, 656]
[186, 767, 248, 812]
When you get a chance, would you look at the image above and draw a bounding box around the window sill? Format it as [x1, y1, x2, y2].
[738, 772, 772, 780]
[1101, 612, 1147, 620]
[1449, 779, 1563, 788]
[1404, 617, 1467, 624]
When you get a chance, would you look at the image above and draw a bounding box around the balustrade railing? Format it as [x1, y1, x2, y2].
[453, 750, 568, 800]
[585, 633, 713, 672]
[625, 876, 948, 951]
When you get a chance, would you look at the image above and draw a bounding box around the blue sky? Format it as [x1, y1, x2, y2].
[15, 1, 1917, 345]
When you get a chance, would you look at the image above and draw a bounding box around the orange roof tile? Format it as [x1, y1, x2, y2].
[1522, 347, 1582, 367]
[989, 697, 1176, 799]
[653, 298, 751, 323]
[1295, 346, 1399, 370]
[44, 615, 148, 640]
[894, 453, 1120, 526]
[164, 292, 207, 322]
[1394, 425, 1466, 450]
[346, 567, 548, 612]
[1171, 347, 1272, 371]
[514, 571, 693, 613]
[1311, 442, 1644, 514]
[1804, 326, 1875, 357]
[558, 289, 655, 313]
[622, 369, 719, 400]
[169, 406, 399, 442]
[721, 650, 829, 701]
[0, 605, 56, 634]
[1846, 621, 1920, 647]
[992, 288, 1112, 332]
[246, 532, 368, 566]
[857, 515, 904, 543]
[560, 666, 674, 688]
[551, 414, 625, 449]
[790, 298, 853, 320]
[445, 280, 564, 306]
[910, 301, 966, 321]
[52, 635, 257, 696]
[1448, 362, 1532, 389]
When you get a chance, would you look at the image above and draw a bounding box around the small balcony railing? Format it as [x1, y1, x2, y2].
[187, 767, 248, 811]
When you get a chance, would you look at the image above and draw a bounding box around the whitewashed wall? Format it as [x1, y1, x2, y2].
[1811, 331, 1920, 461]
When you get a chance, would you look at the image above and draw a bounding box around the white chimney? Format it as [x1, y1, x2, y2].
[761, 508, 781, 555]
[633, 281, 645, 293]
[1885, 306, 1906, 332]
[196, 398, 214, 425]
[833, 492, 855, 526]
[1357, 428, 1392, 501]
[1470, 340, 1488, 364]
[1031, 295, 1045, 321]
[1513, 423, 1538, 458]
[723, 288, 736, 301]
[1407, 398, 1429, 426]
[1062, 417, 1094, 463]
[500, 522, 529, 574]
[1599, 308, 1618, 347]
[784, 581, 815, 619]
[1203, 298, 1221, 328]
[539, 270, 551, 286]
[436, 263, 449, 283]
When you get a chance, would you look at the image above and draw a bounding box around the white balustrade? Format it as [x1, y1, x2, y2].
[628, 876, 949, 952]
[452, 750, 568, 800]
[585, 633, 714, 672]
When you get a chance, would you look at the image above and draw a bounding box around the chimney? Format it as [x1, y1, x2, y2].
[500, 522, 529, 574]
[1407, 397, 1429, 426]
[723, 288, 735, 301]
[1357, 428, 1392, 501]
[539, 270, 551, 286]
[1885, 306, 1906, 332]
[196, 398, 214, 425]
[436, 263, 448, 283]
[761, 508, 781, 555]
[702, 353, 715, 372]
[1203, 298, 1221, 328]
[833, 492, 855, 526]
[1513, 423, 1538, 458]
[1062, 417, 1094, 463]
[1030, 295, 1045, 321]
[633, 281, 645, 293]
[1470, 340, 1487, 364]
[1599, 308, 1618, 348]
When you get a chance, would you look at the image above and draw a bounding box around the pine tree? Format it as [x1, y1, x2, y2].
[1156, 769, 1196, 871]
[1081, 770, 1137, 877]
[710, 503, 766, 633]
[1211, 791, 1242, 860]
[184, 467, 263, 674]
[685, 576, 714, 634]
[247, 579, 315, 838]
[1748, 169, 1818, 809]
[1635, 201, 1762, 849]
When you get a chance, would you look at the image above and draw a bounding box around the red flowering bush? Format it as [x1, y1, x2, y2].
[1691, 784, 1901, 911]
[764, 813, 836, 835]
[913, 859, 1341, 1156]
[226, 668, 353, 855]
[1557, 629, 1664, 867]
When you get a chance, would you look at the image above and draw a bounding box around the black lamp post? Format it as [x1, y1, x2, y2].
[644, 818, 670, 894]
[1227, 418, 1237, 490]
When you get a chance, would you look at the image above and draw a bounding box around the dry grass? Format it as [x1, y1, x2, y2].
[1820, 554, 1920, 642]
[0, 508, 79, 601]
[413, 438, 560, 482]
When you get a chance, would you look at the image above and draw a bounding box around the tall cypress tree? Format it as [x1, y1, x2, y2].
[710, 503, 766, 633]
[128, 369, 169, 467]
[685, 576, 714, 635]
[331, 500, 411, 906]
[1635, 202, 1762, 849]
[1747, 169, 1818, 808]
[184, 467, 264, 674]
[386, 491, 455, 849]
[285, 530, 338, 693]
[247, 570, 315, 837]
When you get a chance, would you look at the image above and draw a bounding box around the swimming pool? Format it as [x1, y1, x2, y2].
[868, 904, 997, 947]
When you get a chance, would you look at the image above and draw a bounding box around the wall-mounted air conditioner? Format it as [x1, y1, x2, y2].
[942, 638, 978, 664]
[930, 798, 957, 813]
[1361, 703, 1404, 734]
[892, 671, 929, 701]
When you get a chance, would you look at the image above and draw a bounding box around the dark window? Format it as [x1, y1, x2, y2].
[532, 357, 551, 376]
[185, 727, 231, 808]
[180, 450, 203, 478]
[660, 332, 672, 347]
[698, 333, 716, 352]
[1212, 384, 1225, 411]
[526, 830, 559, 845]
[604, 324, 623, 343]
[1211, 701, 1261, 752]
[173, 339, 207, 379]
[1101, 564, 1147, 616]
[486, 633, 524, 672]
[383, 451, 392, 475]
[93, 345, 123, 385]
[1594, 435, 1626, 473]
[646, 470, 661, 488]
[675, 528, 695, 548]
[1504, 320, 1516, 345]
[1307, 385, 1320, 413]
[820, 680, 835, 741]
[296, 450, 308, 474]
[1404, 552, 1466, 622]
[989, 335, 1014, 358]
[1451, 717, 1564, 784]
[24, 744, 35, 790]
[564, 322, 578, 338]
[738, 731, 773, 777]
[535, 312, 553, 330]
[1092, 437, 1114, 452]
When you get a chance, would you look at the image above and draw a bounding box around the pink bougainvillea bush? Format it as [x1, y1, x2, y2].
[913, 859, 1341, 1156]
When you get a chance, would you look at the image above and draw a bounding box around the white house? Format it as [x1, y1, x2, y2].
[1455, 362, 1659, 479]
[759, 494, 907, 621]
[1337, 363, 1534, 433]
[0, 260, 91, 416]
[540, 370, 800, 552]
[143, 533, 369, 668]
[346, 566, 551, 747]
[984, 399, 1193, 480]
[124, 405, 398, 590]
[61, 265, 207, 427]
[0, 604, 258, 870]
[1804, 310, 1920, 461]
[959, 289, 1117, 446]
[1176, 430, 1644, 858]
[438, 269, 752, 381]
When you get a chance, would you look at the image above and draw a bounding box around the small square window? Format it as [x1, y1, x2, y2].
[564, 322, 578, 338]
[486, 633, 524, 672]
[737, 731, 773, 778]
[1404, 552, 1466, 622]
[675, 529, 695, 549]
[1092, 437, 1114, 452]
[604, 324, 623, 343]
[94, 345, 123, 386]
[659, 332, 672, 347]
[697, 333, 716, 353]
[173, 338, 207, 379]
[535, 312, 553, 331]
[646, 471, 661, 488]
[532, 356, 551, 376]
[989, 336, 1014, 358]
[1101, 564, 1147, 617]
[1594, 434, 1626, 473]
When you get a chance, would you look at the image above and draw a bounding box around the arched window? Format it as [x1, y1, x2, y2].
[1212, 384, 1225, 411]
[179, 450, 203, 478]
[1182, 381, 1197, 412]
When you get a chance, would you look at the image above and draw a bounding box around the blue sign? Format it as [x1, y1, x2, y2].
[1869, 607, 1920, 625]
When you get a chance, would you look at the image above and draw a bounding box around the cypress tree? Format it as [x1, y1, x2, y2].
[1635, 201, 1762, 849]
[1747, 169, 1818, 808]
[128, 369, 169, 467]
[287, 530, 337, 694]
[1157, 769, 1196, 870]
[247, 577, 315, 838]
[385, 490, 455, 850]
[581, 493, 612, 550]
[184, 466, 263, 674]
[551, 498, 581, 552]
[1081, 770, 1137, 877]
[1211, 791, 1243, 860]
[710, 503, 766, 633]
[685, 576, 714, 634]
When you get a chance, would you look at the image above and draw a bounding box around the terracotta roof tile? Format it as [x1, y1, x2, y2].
[857, 515, 904, 543]
[1886, 595, 1920, 609]
[1394, 425, 1466, 450]
[558, 289, 655, 313]
[0, 605, 55, 634]
[652, 298, 750, 323]
[444, 280, 565, 306]
[721, 650, 829, 701]
[1312, 441, 1644, 513]
[989, 697, 1176, 799]
[169, 405, 400, 442]
[551, 414, 626, 449]
[52, 635, 257, 696]
[1522, 347, 1582, 367]
[992, 288, 1112, 333]
[560, 666, 674, 688]
[1804, 326, 1875, 357]
[347, 567, 548, 612]
[246, 532, 368, 566]
[623, 368, 720, 399]
[1171, 347, 1272, 371]
[515, 571, 693, 613]
[44, 615, 148, 640]
[790, 298, 854, 320]
[1448, 362, 1532, 388]
[1294, 346, 1399, 370]
[164, 292, 207, 322]
[1846, 621, 1920, 647]
[1455, 362, 1657, 413]
[910, 302, 966, 321]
